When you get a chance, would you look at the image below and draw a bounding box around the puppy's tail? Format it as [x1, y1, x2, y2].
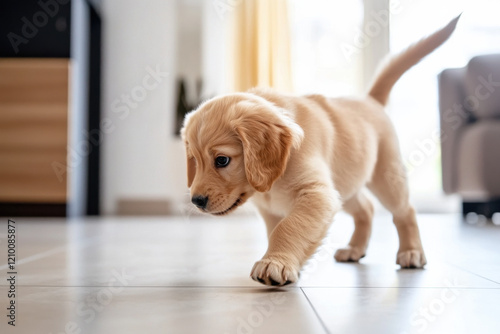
[367, 14, 460, 106]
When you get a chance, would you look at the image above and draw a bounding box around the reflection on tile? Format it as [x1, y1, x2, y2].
[298, 261, 499, 288]
[299, 213, 499, 288]
[0, 286, 324, 334]
[303, 287, 500, 334]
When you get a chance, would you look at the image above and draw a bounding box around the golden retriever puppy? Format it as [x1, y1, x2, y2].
[181, 17, 459, 286]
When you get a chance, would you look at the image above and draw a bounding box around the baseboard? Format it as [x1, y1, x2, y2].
[0, 203, 66, 217]
[116, 198, 173, 215]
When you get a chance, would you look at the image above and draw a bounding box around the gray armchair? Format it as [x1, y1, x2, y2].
[438, 54, 500, 218]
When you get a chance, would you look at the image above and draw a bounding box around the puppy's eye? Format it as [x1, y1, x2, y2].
[215, 156, 230, 168]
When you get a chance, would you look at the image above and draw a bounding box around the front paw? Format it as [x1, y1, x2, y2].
[250, 257, 299, 286]
[397, 249, 427, 268]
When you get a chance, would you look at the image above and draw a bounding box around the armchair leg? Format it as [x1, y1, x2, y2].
[462, 198, 500, 219]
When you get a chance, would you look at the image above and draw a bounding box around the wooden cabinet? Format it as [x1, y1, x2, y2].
[0, 58, 68, 204]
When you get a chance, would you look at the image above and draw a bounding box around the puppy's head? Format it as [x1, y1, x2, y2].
[181, 93, 303, 215]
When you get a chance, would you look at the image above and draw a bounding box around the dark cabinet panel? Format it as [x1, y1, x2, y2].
[0, 0, 71, 58]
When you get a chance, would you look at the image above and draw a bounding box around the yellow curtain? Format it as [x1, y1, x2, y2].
[231, 0, 292, 92]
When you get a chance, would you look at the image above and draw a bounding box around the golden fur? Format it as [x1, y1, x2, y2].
[181, 17, 459, 286]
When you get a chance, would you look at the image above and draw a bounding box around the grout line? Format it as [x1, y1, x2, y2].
[0, 236, 101, 271]
[3, 285, 500, 289]
[296, 286, 500, 289]
[0, 285, 302, 289]
[446, 262, 500, 285]
[300, 287, 331, 334]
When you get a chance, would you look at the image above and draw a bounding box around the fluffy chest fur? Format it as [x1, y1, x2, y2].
[252, 186, 292, 217]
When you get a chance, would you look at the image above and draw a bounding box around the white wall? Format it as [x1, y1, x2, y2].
[202, 0, 230, 97]
[101, 0, 185, 214]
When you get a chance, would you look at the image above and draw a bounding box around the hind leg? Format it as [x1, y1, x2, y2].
[368, 150, 427, 268]
[334, 191, 374, 262]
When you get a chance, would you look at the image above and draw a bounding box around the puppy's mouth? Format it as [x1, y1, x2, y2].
[213, 194, 245, 216]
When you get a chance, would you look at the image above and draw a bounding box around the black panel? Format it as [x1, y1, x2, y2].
[0, 0, 71, 57]
[86, 4, 101, 215]
[0, 203, 66, 217]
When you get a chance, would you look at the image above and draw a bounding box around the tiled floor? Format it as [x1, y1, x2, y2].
[0, 212, 499, 334]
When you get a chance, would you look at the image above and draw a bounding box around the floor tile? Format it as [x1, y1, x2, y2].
[0, 286, 325, 334]
[298, 260, 498, 288]
[303, 287, 500, 334]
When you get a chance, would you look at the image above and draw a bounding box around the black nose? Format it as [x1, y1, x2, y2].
[191, 195, 208, 209]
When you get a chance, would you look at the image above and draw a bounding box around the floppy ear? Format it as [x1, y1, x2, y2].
[187, 156, 196, 188]
[180, 113, 196, 188]
[233, 102, 304, 192]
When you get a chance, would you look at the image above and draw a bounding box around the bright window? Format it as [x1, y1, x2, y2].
[389, 0, 500, 211]
[289, 0, 364, 96]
